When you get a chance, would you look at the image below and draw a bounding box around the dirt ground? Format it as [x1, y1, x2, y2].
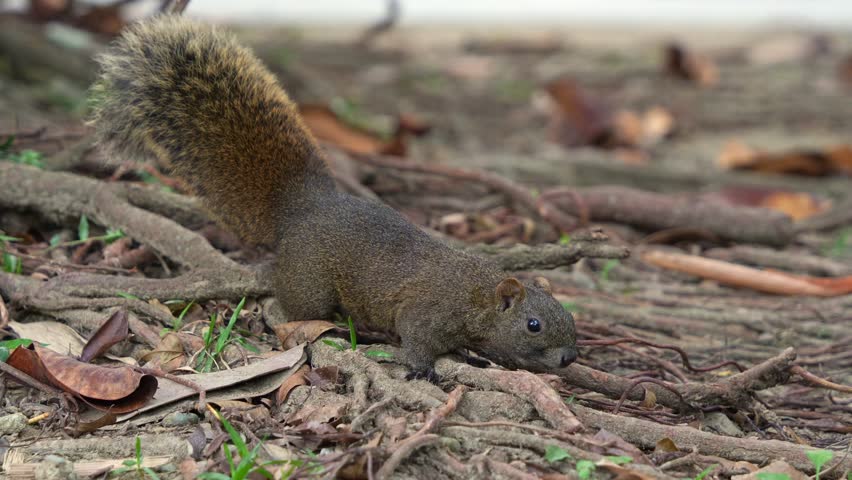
[0, 14, 851, 480]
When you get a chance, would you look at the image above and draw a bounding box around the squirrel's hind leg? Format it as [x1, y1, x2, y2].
[272, 266, 339, 321]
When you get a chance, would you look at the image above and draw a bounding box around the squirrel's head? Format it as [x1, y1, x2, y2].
[473, 276, 577, 372]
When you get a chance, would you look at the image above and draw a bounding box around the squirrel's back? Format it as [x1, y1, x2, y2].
[90, 15, 332, 244]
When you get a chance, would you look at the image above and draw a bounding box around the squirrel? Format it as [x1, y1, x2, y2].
[89, 15, 578, 380]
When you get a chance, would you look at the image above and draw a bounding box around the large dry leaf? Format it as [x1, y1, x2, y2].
[113, 344, 306, 424]
[643, 250, 851, 296]
[9, 320, 136, 365]
[80, 309, 129, 363]
[7, 344, 157, 413]
[718, 140, 852, 176]
[36, 344, 156, 411]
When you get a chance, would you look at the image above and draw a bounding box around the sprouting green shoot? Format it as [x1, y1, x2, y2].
[347, 316, 357, 351]
[161, 301, 194, 336]
[197, 298, 255, 372]
[365, 350, 393, 359]
[110, 437, 160, 480]
[561, 302, 580, 313]
[599, 259, 620, 283]
[576, 459, 596, 480]
[78, 215, 89, 241]
[116, 291, 141, 301]
[559, 233, 571, 246]
[544, 445, 571, 463]
[807, 450, 834, 480]
[199, 407, 296, 480]
[47, 228, 124, 251]
[694, 464, 718, 480]
[2, 252, 22, 274]
[322, 339, 346, 351]
[0, 137, 44, 168]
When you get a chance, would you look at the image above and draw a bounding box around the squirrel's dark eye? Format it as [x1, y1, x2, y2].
[527, 318, 541, 333]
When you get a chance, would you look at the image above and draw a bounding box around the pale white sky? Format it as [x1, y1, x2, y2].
[180, 0, 852, 27]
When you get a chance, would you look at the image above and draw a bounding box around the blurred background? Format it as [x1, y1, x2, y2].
[1, 0, 850, 222]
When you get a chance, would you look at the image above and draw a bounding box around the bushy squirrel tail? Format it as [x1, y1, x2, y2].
[89, 15, 332, 244]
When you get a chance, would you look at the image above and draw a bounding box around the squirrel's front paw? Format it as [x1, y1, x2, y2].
[405, 367, 441, 384]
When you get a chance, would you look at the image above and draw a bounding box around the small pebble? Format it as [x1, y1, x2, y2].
[0, 412, 27, 436]
[162, 412, 201, 427]
[34, 455, 78, 480]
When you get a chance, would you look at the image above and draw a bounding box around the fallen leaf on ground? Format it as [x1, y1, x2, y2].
[80, 309, 129, 363]
[7, 344, 156, 413]
[643, 250, 852, 296]
[705, 187, 830, 221]
[140, 333, 185, 372]
[299, 104, 429, 157]
[287, 400, 348, 426]
[276, 364, 310, 406]
[759, 192, 830, 220]
[114, 344, 306, 424]
[545, 78, 675, 151]
[273, 320, 338, 349]
[545, 77, 612, 147]
[654, 437, 679, 453]
[9, 320, 136, 364]
[718, 140, 852, 176]
[663, 42, 719, 87]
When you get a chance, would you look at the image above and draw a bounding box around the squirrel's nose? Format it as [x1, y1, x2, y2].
[559, 348, 578, 368]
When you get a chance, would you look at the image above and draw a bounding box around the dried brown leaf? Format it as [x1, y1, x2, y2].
[35, 344, 157, 412]
[6, 345, 53, 385]
[654, 437, 679, 453]
[306, 365, 340, 389]
[276, 364, 310, 406]
[80, 309, 129, 363]
[545, 78, 612, 147]
[140, 333, 185, 372]
[663, 43, 718, 87]
[759, 192, 830, 221]
[273, 320, 337, 349]
[718, 141, 852, 176]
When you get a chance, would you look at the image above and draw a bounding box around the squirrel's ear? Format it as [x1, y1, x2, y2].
[496, 277, 526, 311]
[533, 276, 552, 295]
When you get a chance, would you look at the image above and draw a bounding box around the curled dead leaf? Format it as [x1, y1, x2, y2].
[35, 344, 157, 413]
[80, 309, 129, 363]
[275, 364, 310, 406]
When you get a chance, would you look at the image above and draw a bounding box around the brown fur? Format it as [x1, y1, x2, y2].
[90, 15, 578, 378]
